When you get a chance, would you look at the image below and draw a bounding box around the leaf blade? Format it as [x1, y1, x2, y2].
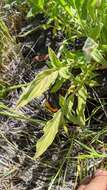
[76, 85, 87, 126]
[17, 69, 58, 108]
[34, 110, 63, 158]
[48, 48, 63, 68]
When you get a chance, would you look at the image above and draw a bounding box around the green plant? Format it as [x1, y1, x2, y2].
[0, 102, 45, 125]
[16, 39, 104, 158]
[0, 18, 15, 72]
[3, 0, 107, 159]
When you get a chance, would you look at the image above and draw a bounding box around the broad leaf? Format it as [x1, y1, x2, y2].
[76, 86, 87, 126]
[63, 95, 74, 121]
[63, 94, 78, 124]
[51, 78, 65, 93]
[34, 110, 63, 158]
[17, 69, 58, 108]
[59, 66, 71, 79]
[48, 48, 63, 68]
[62, 86, 87, 126]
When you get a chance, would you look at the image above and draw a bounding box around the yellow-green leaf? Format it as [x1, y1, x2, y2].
[17, 69, 58, 108]
[48, 48, 63, 68]
[34, 110, 63, 158]
[63, 95, 74, 120]
[58, 0, 74, 17]
[76, 86, 87, 126]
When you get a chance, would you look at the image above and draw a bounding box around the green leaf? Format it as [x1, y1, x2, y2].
[0, 84, 7, 98]
[73, 0, 85, 10]
[0, 18, 13, 42]
[58, 0, 74, 17]
[27, 8, 34, 17]
[63, 95, 74, 120]
[51, 78, 65, 93]
[48, 48, 63, 68]
[59, 66, 71, 79]
[76, 86, 87, 126]
[17, 69, 58, 108]
[28, 0, 44, 10]
[37, 0, 44, 9]
[0, 103, 45, 125]
[62, 94, 78, 124]
[63, 125, 69, 135]
[59, 95, 65, 108]
[81, 0, 88, 19]
[60, 87, 87, 127]
[34, 110, 63, 158]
